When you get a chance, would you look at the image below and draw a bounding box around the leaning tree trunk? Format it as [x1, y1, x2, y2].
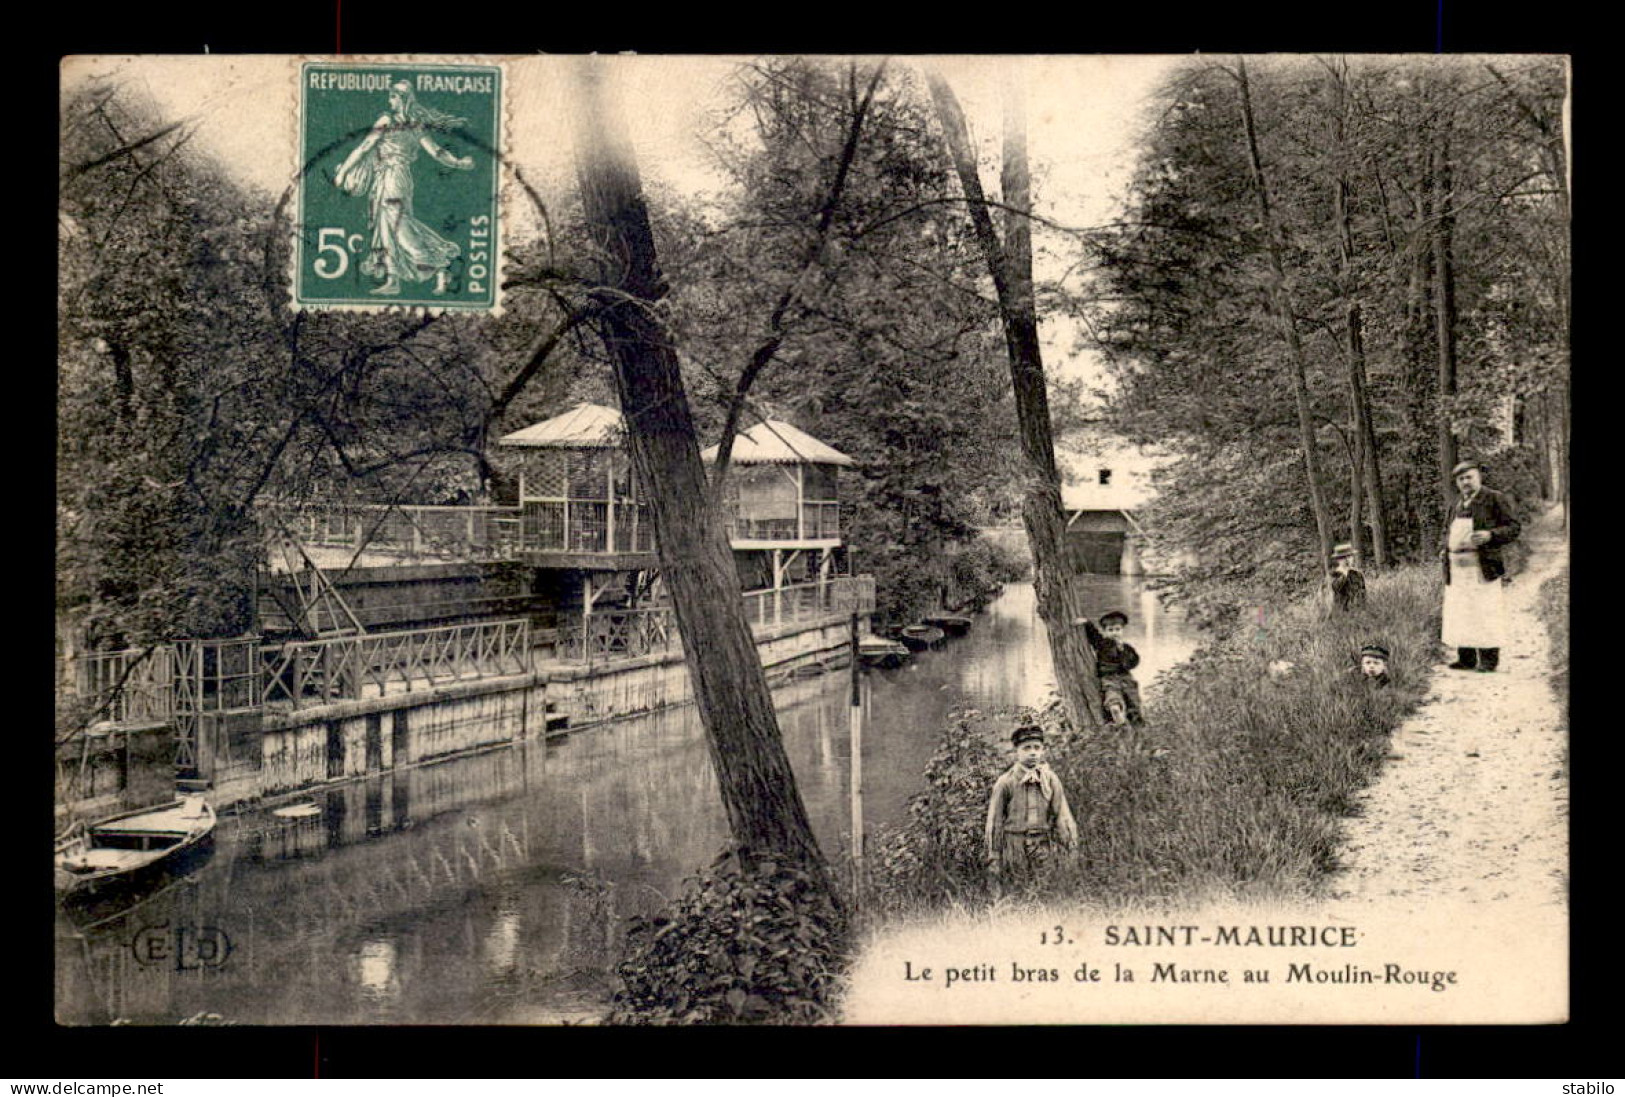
[571, 61, 833, 892]
[926, 71, 1102, 736]
[1236, 59, 1335, 569]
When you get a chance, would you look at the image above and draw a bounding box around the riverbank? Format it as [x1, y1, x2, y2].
[837, 513, 1569, 1023]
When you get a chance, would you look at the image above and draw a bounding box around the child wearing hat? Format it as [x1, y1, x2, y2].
[1327, 542, 1367, 614]
[1354, 643, 1391, 687]
[1073, 611, 1145, 725]
[985, 724, 1079, 882]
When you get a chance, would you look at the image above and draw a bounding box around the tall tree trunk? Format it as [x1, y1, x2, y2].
[1330, 65, 1389, 566]
[1396, 103, 1439, 557]
[927, 71, 1102, 736]
[1431, 117, 1459, 503]
[1348, 421, 1363, 556]
[1559, 374, 1570, 525]
[1343, 307, 1385, 562]
[1236, 59, 1335, 569]
[571, 61, 833, 890]
[107, 340, 135, 432]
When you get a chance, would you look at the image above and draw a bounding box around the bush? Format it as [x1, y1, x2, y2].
[946, 535, 1030, 614]
[1488, 442, 1547, 578]
[870, 563, 1440, 911]
[1479, 442, 1548, 517]
[606, 848, 848, 1025]
[869, 532, 1033, 628]
[869, 710, 1011, 907]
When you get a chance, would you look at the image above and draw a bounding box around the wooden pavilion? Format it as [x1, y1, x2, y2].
[701, 418, 855, 600]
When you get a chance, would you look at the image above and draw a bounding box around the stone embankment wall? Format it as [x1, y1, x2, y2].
[64, 615, 860, 818]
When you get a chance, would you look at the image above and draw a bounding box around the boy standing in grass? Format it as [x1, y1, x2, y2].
[985, 724, 1079, 884]
[1326, 543, 1367, 614]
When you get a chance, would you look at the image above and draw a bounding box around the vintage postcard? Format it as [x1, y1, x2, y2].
[55, 53, 1570, 1028]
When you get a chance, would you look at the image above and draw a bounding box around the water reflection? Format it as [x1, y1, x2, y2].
[55, 578, 1199, 1026]
[356, 939, 399, 1004]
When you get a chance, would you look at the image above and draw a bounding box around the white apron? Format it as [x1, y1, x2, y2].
[1441, 514, 1506, 648]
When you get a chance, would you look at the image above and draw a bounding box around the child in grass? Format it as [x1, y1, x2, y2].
[1354, 643, 1391, 687]
[1074, 610, 1145, 725]
[985, 724, 1078, 883]
[1326, 542, 1367, 614]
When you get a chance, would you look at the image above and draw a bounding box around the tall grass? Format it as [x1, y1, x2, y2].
[1536, 564, 1568, 772]
[867, 564, 1441, 914]
[1537, 564, 1568, 714]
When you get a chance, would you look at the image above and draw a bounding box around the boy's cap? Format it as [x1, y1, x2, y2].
[1099, 610, 1129, 627]
[1331, 542, 1356, 559]
[1359, 643, 1390, 660]
[1451, 459, 1482, 477]
[1011, 724, 1045, 746]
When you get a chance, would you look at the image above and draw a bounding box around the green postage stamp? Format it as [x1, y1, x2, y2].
[296, 61, 502, 311]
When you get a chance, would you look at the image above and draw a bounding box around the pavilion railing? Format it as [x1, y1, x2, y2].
[260, 619, 532, 709]
[555, 606, 677, 664]
[262, 502, 524, 562]
[554, 576, 876, 665]
[57, 646, 176, 728]
[725, 510, 841, 542]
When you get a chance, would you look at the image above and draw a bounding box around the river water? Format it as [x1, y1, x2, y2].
[54, 576, 1201, 1025]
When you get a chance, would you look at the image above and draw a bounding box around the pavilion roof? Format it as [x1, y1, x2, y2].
[499, 405, 855, 468]
[701, 420, 855, 468]
[498, 403, 625, 448]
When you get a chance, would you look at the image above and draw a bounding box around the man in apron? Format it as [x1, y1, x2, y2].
[1440, 459, 1521, 673]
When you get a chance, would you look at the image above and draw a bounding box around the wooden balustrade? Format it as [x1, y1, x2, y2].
[58, 646, 176, 727]
[556, 576, 875, 666]
[260, 503, 523, 561]
[261, 619, 532, 709]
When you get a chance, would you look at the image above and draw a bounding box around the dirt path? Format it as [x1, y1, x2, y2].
[1330, 506, 1569, 908]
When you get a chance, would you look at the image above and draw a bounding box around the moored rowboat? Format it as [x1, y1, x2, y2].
[857, 635, 911, 669]
[922, 613, 972, 636]
[55, 796, 217, 900]
[898, 624, 946, 651]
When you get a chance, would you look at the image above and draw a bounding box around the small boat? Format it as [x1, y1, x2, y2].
[55, 796, 217, 901]
[858, 635, 911, 669]
[922, 613, 972, 637]
[898, 624, 947, 651]
[271, 801, 322, 820]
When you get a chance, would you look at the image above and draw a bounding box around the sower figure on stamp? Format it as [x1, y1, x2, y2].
[334, 81, 474, 296]
[985, 725, 1078, 888]
[1073, 610, 1144, 725]
[1440, 459, 1521, 673]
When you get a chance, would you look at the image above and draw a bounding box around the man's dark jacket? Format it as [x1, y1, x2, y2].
[1442, 487, 1521, 584]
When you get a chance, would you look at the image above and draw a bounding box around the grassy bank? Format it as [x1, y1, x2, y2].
[1536, 562, 1568, 804]
[605, 564, 1443, 1023]
[867, 563, 1441, 914]
[1536, 563, 1568, 721]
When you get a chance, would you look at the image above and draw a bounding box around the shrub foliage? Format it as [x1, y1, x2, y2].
[607, 848, 848, 1025]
